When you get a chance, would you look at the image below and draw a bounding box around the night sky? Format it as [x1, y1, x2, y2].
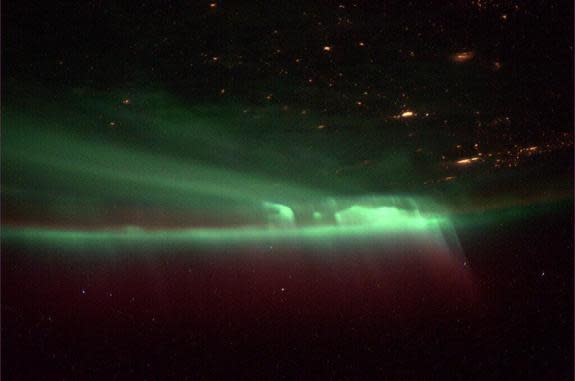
[2, 0, 574, 379]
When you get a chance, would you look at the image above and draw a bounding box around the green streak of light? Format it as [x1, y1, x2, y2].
[2, 212, 453, 253]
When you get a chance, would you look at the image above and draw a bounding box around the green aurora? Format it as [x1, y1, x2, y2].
[2, 87, 571, 252]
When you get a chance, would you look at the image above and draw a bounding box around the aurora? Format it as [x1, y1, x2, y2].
[2, 88, 565, 259]
[2, 88, 463, 257]
[2, 0, 572, 378]
[2, 196, 460, 255]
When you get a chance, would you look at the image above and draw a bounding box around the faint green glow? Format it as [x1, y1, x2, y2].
[452, 199, 573, 231]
